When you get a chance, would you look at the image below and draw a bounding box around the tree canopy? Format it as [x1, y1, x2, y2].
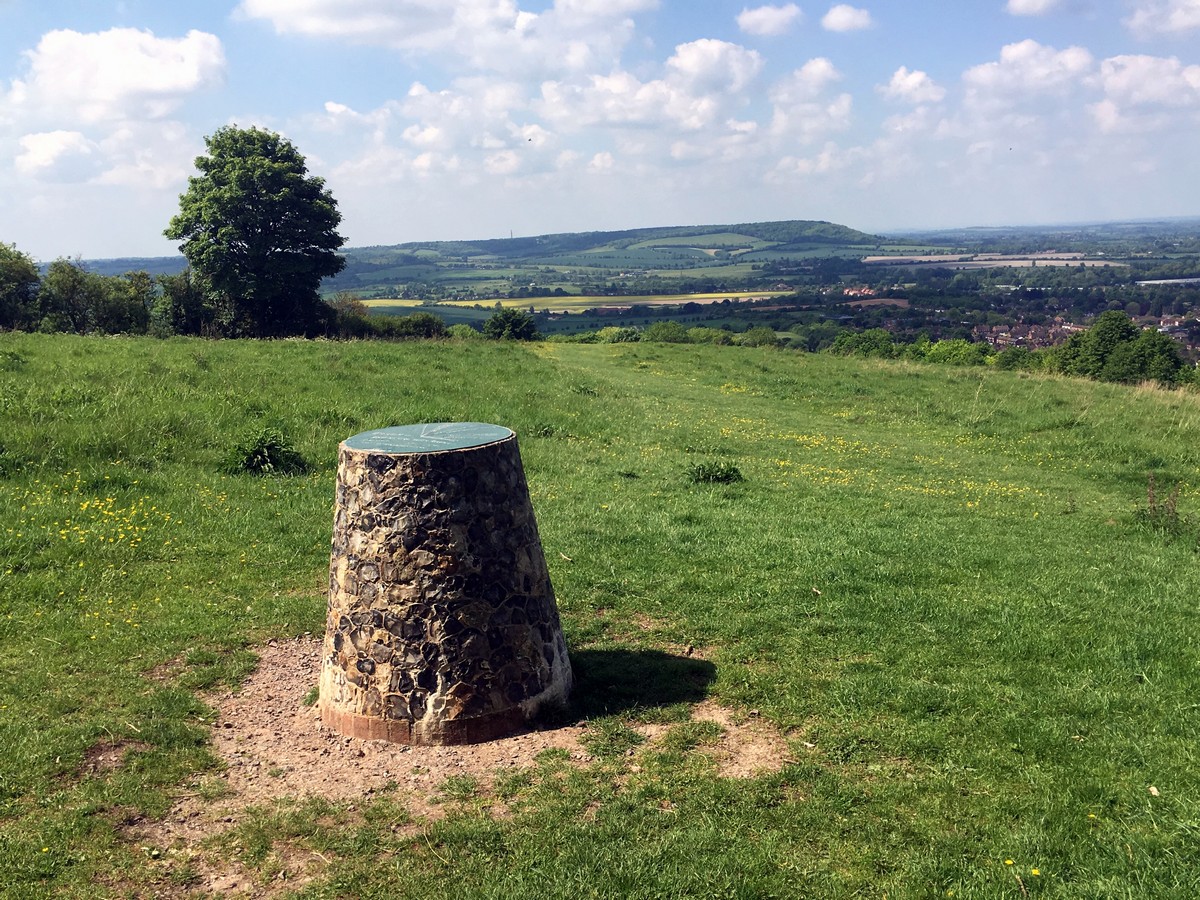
[0, 243, 40, 330]
[483, 308, 541, 341]
[1051, 310, 1187, 385]
[164, 126, 346, 337]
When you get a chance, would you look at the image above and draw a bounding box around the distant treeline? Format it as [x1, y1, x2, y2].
[0, 248, 445, 341]
[3, 244, 1191, 389]
[544, 310, 1193, 388]
[824, 311, 1191, 386]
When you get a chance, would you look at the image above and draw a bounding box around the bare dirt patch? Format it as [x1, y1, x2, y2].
[81, 739, 152, 776]
[130, 636, 793, 896]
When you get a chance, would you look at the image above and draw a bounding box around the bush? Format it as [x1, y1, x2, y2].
[901, 337, 932, 361]
[596, 326, 641, 343]
[828, 328, 896, 358]
[483, 308, 541, 341]
[923, 338, 991, 367]
[687, 327, 732, 345]
[376, 311, 447, 340]
[223, 428, 308, 476]
[447, 323, 484, 340]
[994, 346, 1042, 371]
[737, 326, 779, 348]
[642, 320, 691, 343]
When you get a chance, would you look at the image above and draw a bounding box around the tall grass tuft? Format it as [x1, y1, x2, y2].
[222, 427, 309, 476]
[1136, 470, 1188, 538]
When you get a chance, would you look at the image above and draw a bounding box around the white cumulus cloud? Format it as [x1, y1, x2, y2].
[4, 28, 224, 124]
[821, 4, 872, 31]
[237, 0, 505, 48]
[770, 141, 858, 180]
[1125, 0, 1200, 35]
[587, 150, 615, 173]
[1089, 53, 1200, 132]
[773, 57, 842, 101]
[540, 39, 762, 132]
[1005, 0, 1061, 15]
[1096, 54, 1200, 105]
[484, 148, 521, 174]
[769, 58, 852, 140]
[554, 0, 659, 18]
[964, 39, 1093, 100]
[737, 4, 803, 36]
[397, 78, 529, 151]
[14, 130, 101, 181]
[236, 0, 654, 74]
[878, 66, 946, 104]
[667, 39, 763, 93]
[94, 121, 196, 189]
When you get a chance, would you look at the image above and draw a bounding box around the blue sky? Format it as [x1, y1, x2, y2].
[2, 0, 1198, 260]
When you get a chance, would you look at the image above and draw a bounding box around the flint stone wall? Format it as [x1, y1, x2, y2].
[319, 424, 572, 745]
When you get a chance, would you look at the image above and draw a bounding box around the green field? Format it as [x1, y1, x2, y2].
[433, 291, 789, 311]
[2, 333, 1200, 897]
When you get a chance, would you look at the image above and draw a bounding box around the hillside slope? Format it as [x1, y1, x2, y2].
[79, 219, 891, 297]
[1, 333, 1199, 896]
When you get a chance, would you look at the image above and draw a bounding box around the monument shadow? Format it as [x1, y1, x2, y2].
[560, 647, 717, 720]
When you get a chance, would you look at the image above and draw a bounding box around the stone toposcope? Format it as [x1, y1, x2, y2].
[319, 423, 573, 745]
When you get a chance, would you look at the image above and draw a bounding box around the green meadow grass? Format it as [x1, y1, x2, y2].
[1, 333, 1199, 898]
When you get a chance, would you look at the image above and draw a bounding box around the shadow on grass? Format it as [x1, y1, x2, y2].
[564, 647, 716, 720]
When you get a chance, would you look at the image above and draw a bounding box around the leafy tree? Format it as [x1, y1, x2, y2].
[1049, 311, 1187, 386]
[0, 243, 40, 330]
[164, 126, 346, 337]
[829, 328, 896, 358]
[483, 308, 541, 340]
[1100, 330, 1186, 385]
[33, 261, 155, 335]
[1054, 310, 1139, 378]
[92, 271, 152, 335]
[153, 269, 216, 336]
[325, 291, 372, 338]
[38, 259, 103, 333]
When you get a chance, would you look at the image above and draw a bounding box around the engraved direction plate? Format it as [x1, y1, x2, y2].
[343, 422, 514, 455]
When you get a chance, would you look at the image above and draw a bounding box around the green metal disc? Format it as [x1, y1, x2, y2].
[343, 423, 514, 454]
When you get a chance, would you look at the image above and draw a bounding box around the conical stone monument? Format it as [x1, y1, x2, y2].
[319, 423, 572, 745]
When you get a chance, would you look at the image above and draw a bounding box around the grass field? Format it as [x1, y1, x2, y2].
[2, 333, 1200, 897]
[363, 292, 792, 314]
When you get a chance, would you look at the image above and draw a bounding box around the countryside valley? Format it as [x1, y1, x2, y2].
[16, 216, 1200, 371]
